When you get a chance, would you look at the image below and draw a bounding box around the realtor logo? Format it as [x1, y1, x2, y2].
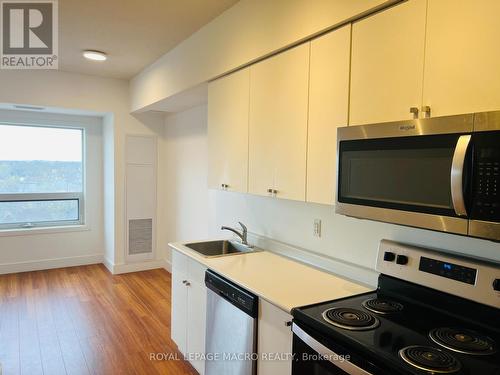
[1, 0, 58, 69]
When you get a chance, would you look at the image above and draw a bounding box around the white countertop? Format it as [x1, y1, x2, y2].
[169, 241, 372, 313]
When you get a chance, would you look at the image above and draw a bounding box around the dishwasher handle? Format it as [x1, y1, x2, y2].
[205, 270, 258, 318]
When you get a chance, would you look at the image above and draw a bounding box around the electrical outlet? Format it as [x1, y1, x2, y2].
[313, 219, 321, 238]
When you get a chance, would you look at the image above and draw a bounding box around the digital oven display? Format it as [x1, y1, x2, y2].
[418, 257, 477, 285]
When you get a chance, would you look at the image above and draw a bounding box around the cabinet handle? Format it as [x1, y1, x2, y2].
[410, 107, 419, 118]
[185, 281, 191, 287]
[182, 280, 187, 284]
[285, 321, 292, 327]
[221, 183, 229, 190]
[268, 188, 278, 197]
[422, 106, 431, 118]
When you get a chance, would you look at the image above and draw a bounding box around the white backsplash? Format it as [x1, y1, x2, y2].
[164, 105, 500, 286]
[209, 190, 500, 279]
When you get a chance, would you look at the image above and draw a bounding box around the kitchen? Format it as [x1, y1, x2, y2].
[0, 0, 499, 374]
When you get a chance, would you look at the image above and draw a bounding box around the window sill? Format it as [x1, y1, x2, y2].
[0, 224, 89, 237]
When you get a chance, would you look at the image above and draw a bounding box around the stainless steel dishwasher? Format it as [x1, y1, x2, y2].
[205, 270, 258, 375]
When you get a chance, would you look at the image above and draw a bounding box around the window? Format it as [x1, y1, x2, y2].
[0, 124, 84, 229]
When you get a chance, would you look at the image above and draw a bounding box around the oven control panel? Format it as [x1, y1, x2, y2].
[377, 240, 500, 309]
[418, 257, 477, 285]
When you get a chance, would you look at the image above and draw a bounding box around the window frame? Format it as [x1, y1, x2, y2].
[0, 192, 85, 229]
[0, 117, 87, 231]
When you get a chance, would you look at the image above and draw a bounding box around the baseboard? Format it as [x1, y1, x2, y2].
[248, 232, 379, 287]
[111, 259, 167, 274]
[103, 257, 114, 274]
[164, 258, 172, 273]
[0, 254, 104, 275]
[0, 255, 169, 276]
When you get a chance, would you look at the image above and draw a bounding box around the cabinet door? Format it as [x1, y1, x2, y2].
[171, 252, 188, 354]
[350, 0, 427, 125]
[208, 68, 250, 192]
[307, 25, 351, 205]
[423, 0, 500, 117]
[186, 281, 207, 375]
[186, 259, 207, 374]
[249, 44, 310, 201]
[257, 299, 293, 375]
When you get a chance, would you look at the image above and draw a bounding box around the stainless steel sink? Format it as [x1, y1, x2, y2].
[184, 240, 258, 258]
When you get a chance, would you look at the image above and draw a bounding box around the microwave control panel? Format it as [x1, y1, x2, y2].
[471, 133, 500, 221]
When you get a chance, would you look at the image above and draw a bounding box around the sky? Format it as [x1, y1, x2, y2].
[0, 124, 82, 162]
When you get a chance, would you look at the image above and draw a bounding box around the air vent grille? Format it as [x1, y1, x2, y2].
[128, 219, 152, 255]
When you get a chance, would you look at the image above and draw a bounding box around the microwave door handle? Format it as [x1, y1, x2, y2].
[451, 135, 471, 217]
[292, 323, 375, 375]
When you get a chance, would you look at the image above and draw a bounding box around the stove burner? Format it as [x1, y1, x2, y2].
[399, 346, 461, 374]
[322, 307, 379, 331]
[362, 298, 404, 314]
[429, 328, 497, 356]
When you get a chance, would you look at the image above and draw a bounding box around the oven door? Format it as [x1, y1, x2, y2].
[336, 115, 474, 235]
[292, 324, 379, 375]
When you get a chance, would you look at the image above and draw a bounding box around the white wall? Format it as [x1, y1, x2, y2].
[103, 113, 116, 266]
[164, 104, 500, 283]
[163, 106, 210, 264]
[0, 110, 104, 273]
[212, 193, 500, 267]
[0, 69, 165, 273]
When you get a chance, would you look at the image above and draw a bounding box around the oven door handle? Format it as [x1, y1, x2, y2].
[292, 323, 375, 375]
[451, 135, 471, 217]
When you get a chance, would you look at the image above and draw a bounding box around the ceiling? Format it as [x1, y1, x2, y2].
[58, 0, 238, 79]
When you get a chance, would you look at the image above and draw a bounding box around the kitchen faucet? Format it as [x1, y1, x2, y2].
[221, 222, 250, 246]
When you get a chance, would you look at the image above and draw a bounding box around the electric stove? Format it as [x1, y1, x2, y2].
[291, 240, 500, 375]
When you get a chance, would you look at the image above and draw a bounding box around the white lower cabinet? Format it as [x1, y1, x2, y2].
[171, 250, 294, 375]
[171, 253, 188, 354]
[257, 299, 293, 375]
[171, 249, 207, 375]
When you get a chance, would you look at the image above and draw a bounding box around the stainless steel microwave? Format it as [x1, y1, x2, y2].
[336, 111, 500, 241]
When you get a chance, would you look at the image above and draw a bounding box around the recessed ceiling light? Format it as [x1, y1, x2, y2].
[83, 50, 107, 61]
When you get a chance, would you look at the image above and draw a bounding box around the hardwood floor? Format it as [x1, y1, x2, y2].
[0, 264, 198, 375]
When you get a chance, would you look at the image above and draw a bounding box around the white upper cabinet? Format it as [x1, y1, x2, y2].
[208, 68, 250, 193]
[423, 0, 500, 117]
[248, 44, 310, 201]
[350, 0, 427, 125]
[208, 0, 500, 203]
[307, 25, 351, 205]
